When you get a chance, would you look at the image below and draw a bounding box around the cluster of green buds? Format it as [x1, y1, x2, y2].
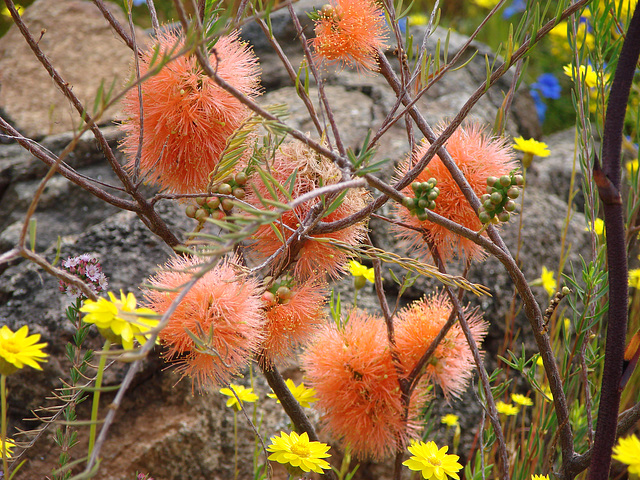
[478, 172, 523, 224]
[185, 172, 249, 221]
[401, 178, 440, 221]
[261, 277, 295, 307]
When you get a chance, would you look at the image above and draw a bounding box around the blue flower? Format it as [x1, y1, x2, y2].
[503, 0, 526, 19]
[530, 89, 547, 123]
[530, 73, 561, 100]
[132, 0, 146, 5]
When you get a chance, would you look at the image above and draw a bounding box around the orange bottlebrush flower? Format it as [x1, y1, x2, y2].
[142, 255, 264, 388]
[311, 0, 388, 72]
[260, 277, 328, 364]
[394, 292, 488, 399]
[302, 310, 424, 460]
[246, 141, 369, 279]
[120, 31, 261, 194]
[394, 123, 517, 262]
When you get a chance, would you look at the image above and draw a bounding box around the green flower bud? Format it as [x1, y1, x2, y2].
[490, 192, 503, 204]
[196, 197, 207, 206]
[354, 276, 367, 290]
[514, 174, 524, 186]
[417, 210, 428, 221]
[411, 182, 422, 193]
[234, 172, 248, 186]
[500, 175, 511, 187]
[428, 190, 439, 201]
[233, 188, 246, 200]
[479, 211, 492, 224]
[218, 183, 232, 196]
[483, 200, 494, 210]
[418, 198, 428, 209]
[498, 211, 510, 222]
[428, 200, 436, 210]
[221, 198, 235, 211]
[206, 197, 221, 210]
[507, 187, 520, 199]
[276, 286, 293, 300]
[428, 178, 437, 186]
[505, 200, 517, 212]
[481, 194, 491, 203]
[402, 197, 414, 209]
[185, 204, 198, 218]
[487, 176, 498, 187]
[195, 208, 209, 221]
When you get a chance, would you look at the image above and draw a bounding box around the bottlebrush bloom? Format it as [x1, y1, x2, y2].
[120, 31, 261, 194]
[311, 0, 388, 72]
[246, 140, 369, 279]
[142, 254, 264, 388]
[302, 310, 424, 460]
[394, 123, 517, 262]
[394, 292, 487, 399]
[260, 277, 328, 364]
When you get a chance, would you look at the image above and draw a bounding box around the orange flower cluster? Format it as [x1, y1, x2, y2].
[246, 140, 369, 279]
[120, 31, 261, 194]
[302, 294, 487, 459]
[311, 0, 388, 72]
[394, 123, 517, 262]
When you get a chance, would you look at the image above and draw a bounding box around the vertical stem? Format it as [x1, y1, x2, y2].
[88, 339, 111, 456]
[233, 410, 239, 480]
[1, 374, 8, 478]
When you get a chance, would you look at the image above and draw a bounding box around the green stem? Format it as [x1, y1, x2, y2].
[233, 410, 238, 480]
[1, 375, 8, 478]
[88, 339, 110, 456]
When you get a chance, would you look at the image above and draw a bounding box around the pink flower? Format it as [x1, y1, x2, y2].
[246, 141, 368, 279]
[143, 255, 264, 388]
[394, 123, 517, 262]
[120, 31, 261, 193]
[395, 292, 488, 399]
[302, 310, 424, 460]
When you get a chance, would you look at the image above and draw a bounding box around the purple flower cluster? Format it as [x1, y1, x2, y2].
[58, 254, 108, 299]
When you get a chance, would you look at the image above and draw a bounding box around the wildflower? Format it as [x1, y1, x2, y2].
[531, 475, 550, 480]
[260, 277, 327, 363]
[402, 440, 462, 480]
[496, 401, 520, 416]
[120, 31, 261, 194]
[613, 434, 640, 475]
[394, 123, 517, 263]
[541, 385, 554, 402]
[143, 255, 264, 388]
[220, 384, 258, 411]
[563, 63, 601, 89]
[0, 438, 15, 459]
[80, 291, 158, 350]
[246, 141, 368, 279]
[502, 0, 526, 18]
[349, 260, 375, 289]
[268, 378, 319, 408]
[471, 0, 500, 8]
[626, 159, 638, 177]
[630, 269, 640, 288]
[529, 90, 547, 123]
[0, 4, 23, 17]
[530, 73, 562, 100]
[513, 137, 550, 168]
[538, 266, 557, 296]
[441, 414, 459, 427]
[408, 13, 429, 26]
[311, 0, 388, 72]
[585, 218, 604, 236]
[394, 293, 488, 399]
[267, 431, 331, 475]
[302, 310, 423, 459]
[59, 254, 108, 298]
[0, 325, 48, 376]
[511, 393, 533, 406]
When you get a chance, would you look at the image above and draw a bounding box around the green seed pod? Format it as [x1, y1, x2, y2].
[196, 197, 207, 206]
[498, 211, 510, 222]
[417, 210, 428, 221]
[195, 208, 209, 221]
[514, 174, 524, 186]
[218, 183, 232, 196]
[234, 172, 248, 186]
[490, 192, 503, 204]
[487, 176, 498, 187]
[486, 185, 494, 194]
[353, 276, 367, 290]
[276, 286, 293, 300]
[185, 204, 198, 218]
[432, 187, 440, 195]
[479, 211, 492, 224]
[402, 197, 414, 209]
[418, 198, 429, 209]
[562, 286, 571, 295]
[428, 200, 436, 210]
[221, 198, 234, 211]
[428, 178, 437, 186]
[505, 200, 517, 212]
[507, 187, 520, 199]
[411, 182, 422, 193]
[428, 190, 439, 201]
[483, 199, 494, 210]
[500, 175, 511, 187]
[206, 197, 221, 210]
[421, 182, 431, 192]
[233, 188, 246, 200]
[481, 194, 491, 203]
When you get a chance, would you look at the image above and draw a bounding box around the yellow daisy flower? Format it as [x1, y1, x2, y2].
[531, 475, 550, 480]
[0, 438, 15, 459]
[267, 378, 318, 408]
[80, 291, 158, 350]
[349, 260, 375, 289]
[496, 401, 520, 416]
[630, 269, 640, 288]
[563, 63, 601, 89]
[512, 137, 551, 157]
[219, 384, 258, 411]
[267, 431, 331, 475]
[613, 434, 640, 475]
[511, 393, 533, 406]
[0, 325, 48, 376]
[440, 414, 459, 427]
[402, 440, 462, 480]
